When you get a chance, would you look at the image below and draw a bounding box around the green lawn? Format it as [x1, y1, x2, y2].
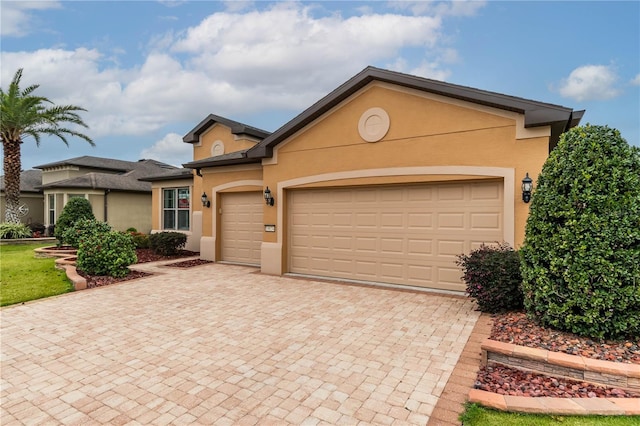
[460, 403, 640, 426]
[0, 243, 73, 307]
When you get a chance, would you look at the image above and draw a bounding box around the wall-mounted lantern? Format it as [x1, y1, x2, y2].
[522, 173, 533, 203]
[264, 187, 274, 206]
[201, 192, 211, 208]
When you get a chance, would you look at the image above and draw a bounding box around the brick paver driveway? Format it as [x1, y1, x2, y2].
[1, 262, 479, 425]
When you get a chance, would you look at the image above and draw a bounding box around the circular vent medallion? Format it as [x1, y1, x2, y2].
[211, 140, 225, 156]
[358, 107, 390, 142]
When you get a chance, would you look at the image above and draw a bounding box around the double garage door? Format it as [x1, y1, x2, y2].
[289, 181, 503, 292]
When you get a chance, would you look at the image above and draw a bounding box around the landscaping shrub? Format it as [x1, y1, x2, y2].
[27, 222, 45, 236]
[126, 227, 137, 233]
[77, 231, 137, 278]
[61, 218, 111, 248]
[0, 222, 32, 239]
[129, 231, 150, 249]
[149, 231, 187, 255]
[54, 198, 95, 244]
[520, 124, 640, 339]
[456, 243, 524, 313]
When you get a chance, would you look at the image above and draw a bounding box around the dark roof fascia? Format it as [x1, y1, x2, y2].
[139, 170, 194, 182]
[248, 66, 580, 159]
[182, 148, 264, 169]
[183, 114, 271, 144]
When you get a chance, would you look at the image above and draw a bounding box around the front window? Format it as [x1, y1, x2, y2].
[48, 194, 55, 225]
[163, 188, 190, 230]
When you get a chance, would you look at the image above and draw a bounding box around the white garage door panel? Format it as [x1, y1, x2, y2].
[288, 181, 503, 291]
[221, 192, 263, 265]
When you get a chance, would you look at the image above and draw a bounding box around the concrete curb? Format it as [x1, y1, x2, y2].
[468, 389, 640, 415]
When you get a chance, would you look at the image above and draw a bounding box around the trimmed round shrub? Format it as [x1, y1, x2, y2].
[129, 231, 150, 249]
[520, 124, 640, 339]
[77, 231, 137, 278]
[61, 218, 111, 248]
[456, 243, 524, 313]
[54, 198, 95, 244]
[149, 231, 187, 255]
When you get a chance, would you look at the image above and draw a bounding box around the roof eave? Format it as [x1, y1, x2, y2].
[183, 156, 262, 169]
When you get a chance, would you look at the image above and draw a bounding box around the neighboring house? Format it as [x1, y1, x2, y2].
[32, 156, 179, 233]
[149, 66, 584, 293]
[0, 169, 44, 226]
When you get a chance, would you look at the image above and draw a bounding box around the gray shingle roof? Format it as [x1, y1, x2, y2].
[39, 158, 179, 192]
[34, 155, 141, 172]
[0, 170, 43, 193]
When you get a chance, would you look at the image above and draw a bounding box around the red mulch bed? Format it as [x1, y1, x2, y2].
[490, 312, 640, 364]
[475, 364, 639, 398]
[78, 249, 203, 288]
[474, 311, 640, 398]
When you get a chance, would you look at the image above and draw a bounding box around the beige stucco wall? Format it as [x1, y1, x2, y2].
[106, 192, 152, 233]
[258, 83, 550, 271]
[193, 124, 259, 162]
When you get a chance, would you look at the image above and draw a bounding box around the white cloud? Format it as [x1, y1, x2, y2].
[631, 74, 640, 86]
[140, 133, 192, 167]
[558, 65, 621, 101]
[0, 1, 61, 37]
[1, 2, 483, 143]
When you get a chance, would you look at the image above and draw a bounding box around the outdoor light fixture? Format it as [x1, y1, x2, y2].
[264, 187, 274, 206]
[201, 192, 211, 208]
[522, 173, 533, 203]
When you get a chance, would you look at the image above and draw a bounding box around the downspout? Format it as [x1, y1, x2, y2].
[104, 189, 110, 222]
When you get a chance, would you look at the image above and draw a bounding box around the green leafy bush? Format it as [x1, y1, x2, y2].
[149, 231, 187, 255]
[129, 231, 150, 249]
[126, 227, 137, 233]
[520, 124, 640, 339]
[456, 243, 524, 313]
[77, 231, 137, 278]
[27, 222, 46, 236]
[54, 198, 95, 244]
[0, 222, 32, 239]
[61, 218, 111, 248]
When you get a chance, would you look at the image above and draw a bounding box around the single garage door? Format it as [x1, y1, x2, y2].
[221, 192, 263, 265]
[289, 181, 503, 292]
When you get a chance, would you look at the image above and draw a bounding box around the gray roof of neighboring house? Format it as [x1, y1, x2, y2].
[0, 169, 43, 193]
[139, 168, 194, 182]
[184, 66, 584, 169]
[34, 155, 143, 172]
[39, 158, 179, 192]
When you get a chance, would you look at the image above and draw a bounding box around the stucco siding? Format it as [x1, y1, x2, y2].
[107, 192, 152, 233]
[0, 193, 44, 225]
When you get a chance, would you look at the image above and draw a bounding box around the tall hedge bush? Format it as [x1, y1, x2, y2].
[54, 198, 95, 244]
[520, 124, 640, 339]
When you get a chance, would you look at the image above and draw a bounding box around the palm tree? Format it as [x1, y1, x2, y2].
[1, 68, 94, 223]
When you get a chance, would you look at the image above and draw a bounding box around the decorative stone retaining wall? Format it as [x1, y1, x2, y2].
[467, 339, 640, 415]
[482, 339, 640, 392]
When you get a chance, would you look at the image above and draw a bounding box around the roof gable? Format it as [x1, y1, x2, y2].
[248, 66, 583, 159]
[183, 114, 271, 144]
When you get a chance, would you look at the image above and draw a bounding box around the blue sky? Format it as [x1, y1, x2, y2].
[1, 1, 639, 171]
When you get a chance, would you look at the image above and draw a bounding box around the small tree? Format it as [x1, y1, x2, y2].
[54, 198, 95, 244]
[520, 124, 640, 339]
[1, 69, 93, 223]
